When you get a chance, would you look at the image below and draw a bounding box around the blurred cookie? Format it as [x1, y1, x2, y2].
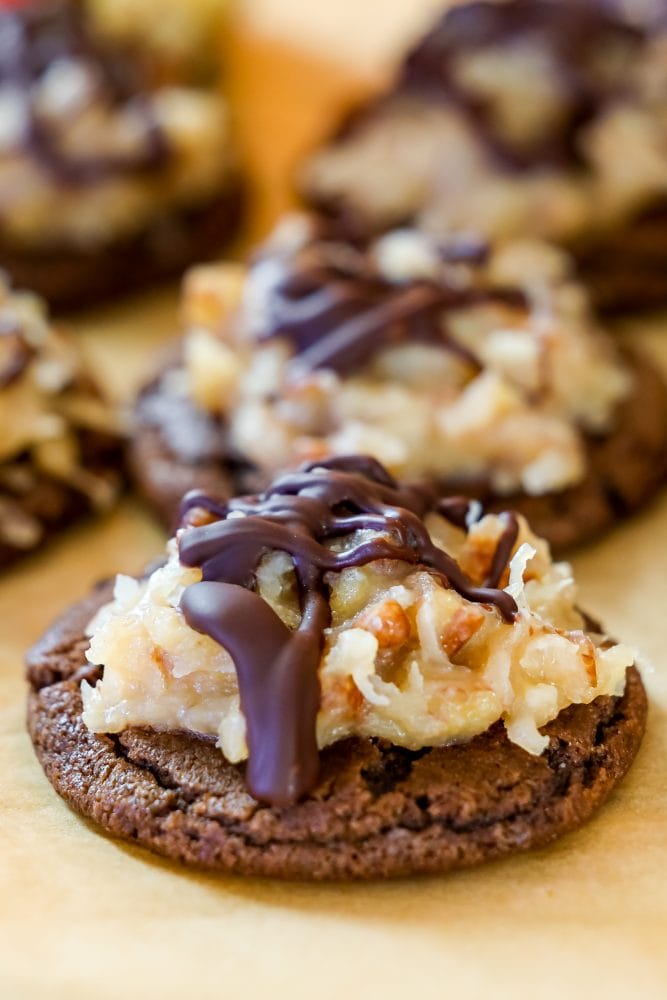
[130, 216, 667, 548]
[87, 0, 230, 84]
[300, 0, 667, 311]
[27, 457, 647, 878]
[0, 276, 122, 566]
[0, 0, 242, 309]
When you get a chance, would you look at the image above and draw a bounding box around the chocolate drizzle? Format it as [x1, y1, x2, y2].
[484, 511, 519, 588]
[178, 455, 519, 806]
[256, 227, 525, 376]
[0, 0, 168, 185]
[399, 0, 650, 170]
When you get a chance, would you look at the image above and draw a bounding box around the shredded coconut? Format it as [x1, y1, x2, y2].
[175, 217, 631, 496]
[82, 510, 634, 762]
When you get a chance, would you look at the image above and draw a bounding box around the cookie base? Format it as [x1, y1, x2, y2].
[0, 181, 243, 312]
[574, 206, 667, 313]
[129, 348, 667, 552]
[26, 582, 647, 880]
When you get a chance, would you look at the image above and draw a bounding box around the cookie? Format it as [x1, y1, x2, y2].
[574, 206, 667, 314]
[0, 0, 241, 310]
[87, 0, 229, 85]
[130, 348, 667, 551]
[27, 457, 647, 879]
[299, 0, 667, 311]
[0, 277, 122, 567]
[27, 646, 647, 880]
[129, 217, 667, 550]
[0, 427, 121, 569]
[1, 185, 244, 313]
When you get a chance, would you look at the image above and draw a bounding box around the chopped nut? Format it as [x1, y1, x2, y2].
[358, 599, 411, 649]
[181, 505, 220, 528]
[277, 376, 333, 434]
[185, 328, 242, 413]
[441, 604, 485, 656]
[82, 509, 633, 768]
[574, 631, 598, 685]
[459, 515, 505, 584]
[319, 674, 365, 716]
[292, 438, 333, 464]
[151, 646, 171, 682]
[182, 263, 245, 334]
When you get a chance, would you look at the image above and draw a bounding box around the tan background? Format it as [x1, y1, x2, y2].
[1, 4, 667, 997]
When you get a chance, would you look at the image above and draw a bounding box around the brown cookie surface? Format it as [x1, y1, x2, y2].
[128, 348, 667, 552]
[1, 183, 243, 312]
[573, 206, 667, 314]
[26, 583, 647, 880]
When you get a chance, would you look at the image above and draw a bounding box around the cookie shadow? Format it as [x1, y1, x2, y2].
[74, 686, 664, 928]
[100, 801, 630, 931]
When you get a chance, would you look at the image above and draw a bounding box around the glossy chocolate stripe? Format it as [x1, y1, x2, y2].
[257, 227, 529, 376]
[484, 511, 519, 588]
[399, 0, 648, 170]
[179, 456, 519, 805]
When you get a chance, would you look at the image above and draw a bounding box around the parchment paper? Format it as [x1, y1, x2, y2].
[1, 9, 666, 998]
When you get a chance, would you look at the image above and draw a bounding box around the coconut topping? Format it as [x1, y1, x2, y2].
[300, 0, 667, 247]
[142, 214, 631, 497]
[82, 456, 632, 805]
[0, 0, 235, 247]
[0, 274, 120, 549]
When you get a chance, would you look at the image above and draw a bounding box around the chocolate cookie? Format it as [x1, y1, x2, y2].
[300, 0, 667, 311]
[2, 185, 244, 313]
[128, 368, 235, 531]
[0, 427, 122, 569]
[574, 206, 667, 314]
[0, 277, 123, 567]
[0, 0, 242, 310]
[26, 581, 647, 880]
[128, 217, 667, 548]
[129, 347, 667, 552]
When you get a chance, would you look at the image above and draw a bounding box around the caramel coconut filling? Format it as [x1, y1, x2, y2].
[82, 458, 632, 805]
[0, 1, 236, 249]
[149, 215, 631, 497]
[0, 276, 119, 550]
[300, 1, 667, 248]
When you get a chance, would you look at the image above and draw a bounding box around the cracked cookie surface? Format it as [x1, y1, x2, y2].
[26, 581, 647, 879]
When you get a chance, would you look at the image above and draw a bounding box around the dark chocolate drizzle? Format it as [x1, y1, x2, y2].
[178, 455, 519, 806]
[0, 0, 168, 185]
[256, 226, 525, 376]
[484, 510, 519, 588]
[398, 0, 651, 170]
